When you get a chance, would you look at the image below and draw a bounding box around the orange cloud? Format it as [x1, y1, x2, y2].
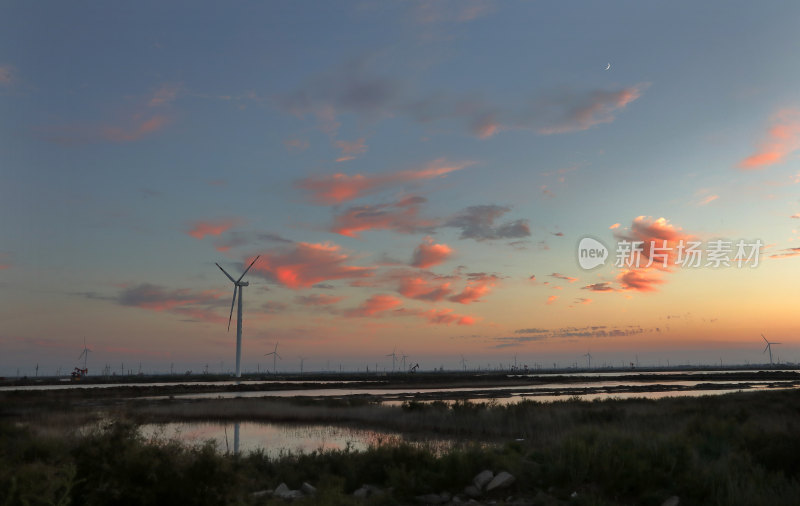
[187, 219, 240, 239]
[331, 196, 437, 238]
[297, 158, 473, 205]
[697, 194, 719, 206]
[738, 109, 800, 170]
[411, 237, 453, 268]
[344, 294, 402, 317]
[582, 282, 615, 292]
[609, 223, 620, 229]
[546, 295, 558, 305]
[448, 273, 498, 304]
[250, 242, 374, 289]
[335, 138, 367, 162]
[550, 272, 577, 283]
[617, 269, 664, 292]
[769, 247, 800, 259]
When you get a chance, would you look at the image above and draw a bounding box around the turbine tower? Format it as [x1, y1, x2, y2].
[460, 354, 468, 372]
[78, 337, 91, 371]
[584, 352, 592, 369]
[264, 342, 282, 373]
[298, 356, 306, 375]
[386, 347, 397, 372]
[761, 334, 781, 366]
[216, 256, 260, 378]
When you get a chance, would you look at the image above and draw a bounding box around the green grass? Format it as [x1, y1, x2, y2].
[2, 389, 800, 505]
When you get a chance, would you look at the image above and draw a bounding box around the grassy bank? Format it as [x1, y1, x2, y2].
[2, 389, 800, 505]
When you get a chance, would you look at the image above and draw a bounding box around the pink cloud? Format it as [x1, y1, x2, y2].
[335, 138, 367, 162]
[397, 274, 453, 302]
[297, 158, 473, 205]
[609, 223, 620, 229]
[147, 83, 181, 107]
[331, 196, 437, 238]
[697, 194, 719, 206]
[117, 284, 226, 324]
[187, 219, 241, 240]
[550, 272, 577, 283]
[250, 242, 374, 289]
[448, 273, 498, 304]
[738, 109, 800, 169]
[284, 138, 310, 152]
[582, 282, 615, 292]
[420, 308, 475, 326]
[294, 294, 345, 306]
[0, 66, 13, 84]
[546, 295, 558, 305]
[411, 237, 453, 268]
[344, 294, 403, 317]
[769, 247, 800, 259]
[538, 85, 646, 135]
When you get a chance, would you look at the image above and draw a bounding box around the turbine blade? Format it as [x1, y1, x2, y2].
[227, 287, 237, 331]
[264, 352, 274, 356]
[763, 344, 770, 353]
[237, 255, 261, 283]
[216, 263, 236, 283]
[275, 353, 282, 360]
[772, 342, 782, 345]
[761, 334, 768, 344]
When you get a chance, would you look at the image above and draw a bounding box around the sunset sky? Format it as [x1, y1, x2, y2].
[2, 1, 799, 376]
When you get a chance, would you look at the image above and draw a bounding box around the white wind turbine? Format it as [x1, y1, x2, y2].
[761, 334, 781, 366]
[216, 256, 260, 378]
[298, 356, 307, 375]
[264, 342, 282, 373]
[78, 337, 91, 371]
[460, 354, 468, 372]
[386, 347, 397, 372]
[584, 351, 592, 369]
[400, 352, 408, 372]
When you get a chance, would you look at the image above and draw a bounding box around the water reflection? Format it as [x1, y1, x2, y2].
[139, 421, 453, 457]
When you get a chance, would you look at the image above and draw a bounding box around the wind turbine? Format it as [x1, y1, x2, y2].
[460, 354, 467, 372]
[78, 337, 91, 371]
[216, 256, 260, 378]
[761, 334, 781, 366]
[386, 347, 397, 372]
[298, 356, 306, 375]
[264, 342, 282, 373]
[584, 352, 592, 369]
[400, 352, 408, 372]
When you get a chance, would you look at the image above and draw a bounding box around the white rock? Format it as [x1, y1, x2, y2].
[301, 482, 316, 495]
[661, 496, 680, 506]
[473, 470, 494, 490]
[486, 471, 515, 492]
[353, 487, 369, 499]
[274, 483, 290, 496]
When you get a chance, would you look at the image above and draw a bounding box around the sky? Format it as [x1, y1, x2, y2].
[1, 1, 799, 376]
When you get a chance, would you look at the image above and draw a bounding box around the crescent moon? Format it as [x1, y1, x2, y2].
[605, 63, 611, 71]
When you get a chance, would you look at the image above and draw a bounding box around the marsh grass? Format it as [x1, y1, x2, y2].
[2, 389, 800, 505]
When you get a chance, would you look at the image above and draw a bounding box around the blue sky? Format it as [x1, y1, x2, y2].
[1, 1, 799, 376]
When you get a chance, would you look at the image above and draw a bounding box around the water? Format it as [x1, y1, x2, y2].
[138, 421, 455, 457]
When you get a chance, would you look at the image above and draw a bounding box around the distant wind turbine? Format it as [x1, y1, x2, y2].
[584, 352, 592, 369]
[216, 255, 260, 378]
[386, 347, 397, 372]
[761, 334, 781, 366]
[401, 352, 408, 372]
[78, 337, 91, 371]
[460, 354, 467, 372]
[298, 356, 306, 375]
[264, 342, 282, 373]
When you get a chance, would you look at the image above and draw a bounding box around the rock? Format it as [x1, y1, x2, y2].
[464, 485, 481, 498]
[301, 482, 316, 495]
[415, 493, 447, 504]
[439, 491, 452, 502]
[473, 470, 494, 490]
[661, 496, 680, 506]
[250, 489, 272, 498]
[486, 471, 515, 492]
[353, 487, 369, 499]
[282, 490, 304, 500]
[365, 484, 384, 496]
[274, 483, 290, 496]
